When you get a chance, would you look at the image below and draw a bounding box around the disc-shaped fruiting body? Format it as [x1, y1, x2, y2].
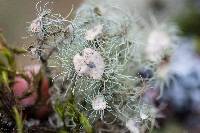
[73, 48, 105, 79]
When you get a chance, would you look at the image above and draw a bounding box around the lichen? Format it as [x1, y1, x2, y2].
[27, 0, 168, 132]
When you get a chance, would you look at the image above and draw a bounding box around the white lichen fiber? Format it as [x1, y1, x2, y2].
[27, 0, 178, 132]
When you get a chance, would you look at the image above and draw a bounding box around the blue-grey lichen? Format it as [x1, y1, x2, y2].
[27, 0, 165, 132]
